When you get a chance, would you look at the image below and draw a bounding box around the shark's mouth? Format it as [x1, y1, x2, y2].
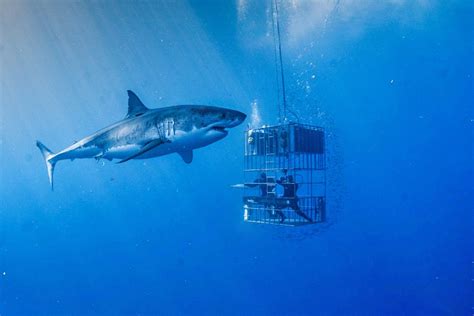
[211, 126, 228, 133]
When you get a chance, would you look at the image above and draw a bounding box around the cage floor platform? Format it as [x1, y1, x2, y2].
[244, 219, 316, 227]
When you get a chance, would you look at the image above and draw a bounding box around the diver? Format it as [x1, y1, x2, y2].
[277, 172, 313, 222]
[246, 173, 286, 222]
[248, 172, 274, 196]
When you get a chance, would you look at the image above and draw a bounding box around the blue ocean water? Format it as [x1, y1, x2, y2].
[0, 1, 472, 315]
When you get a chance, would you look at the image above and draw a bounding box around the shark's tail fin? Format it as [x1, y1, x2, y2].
[36, 141, 56, 190]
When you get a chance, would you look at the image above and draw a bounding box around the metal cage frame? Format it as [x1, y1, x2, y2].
[243, 123, 326, 226]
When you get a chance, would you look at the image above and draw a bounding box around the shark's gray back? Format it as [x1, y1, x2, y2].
[86, 105, 225, 149]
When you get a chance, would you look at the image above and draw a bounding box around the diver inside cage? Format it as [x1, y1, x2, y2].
[244, 172, 286, 222]
[243, 172, 313, 223]
[276, 172, 313, 223]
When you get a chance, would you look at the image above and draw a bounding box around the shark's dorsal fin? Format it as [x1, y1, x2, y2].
[177, 149, 193, 164]
[126, 90, 149, 118]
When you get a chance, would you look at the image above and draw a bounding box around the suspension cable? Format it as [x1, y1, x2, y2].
[273, 0, 288, 122]
[271, 0, 281, 123]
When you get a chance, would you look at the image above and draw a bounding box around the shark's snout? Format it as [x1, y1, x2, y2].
[206, 109, 246, 137]
[225, 110, 247, 128]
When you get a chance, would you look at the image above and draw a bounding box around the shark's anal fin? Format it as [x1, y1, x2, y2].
[126, 90, 149, 118]
[177, 149, 193, 164]
[117, 139, 170, 164]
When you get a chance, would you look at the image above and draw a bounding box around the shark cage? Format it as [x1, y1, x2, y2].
[242, 123, 326, 226]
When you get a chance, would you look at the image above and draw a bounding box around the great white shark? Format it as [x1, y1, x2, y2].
[36, 90, 246, 190]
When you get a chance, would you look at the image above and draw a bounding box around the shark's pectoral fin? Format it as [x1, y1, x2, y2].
[117, 139, 170, 164]
[177, 149, 193, 164]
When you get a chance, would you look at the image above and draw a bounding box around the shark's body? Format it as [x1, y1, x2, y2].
[37, 90, 246, 189]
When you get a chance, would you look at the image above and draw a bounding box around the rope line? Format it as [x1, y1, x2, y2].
[273, 0, 287, 122]
[271, 0, 281, 123]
